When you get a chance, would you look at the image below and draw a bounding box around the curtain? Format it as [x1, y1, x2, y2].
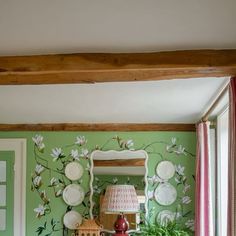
[195, 121, 213, 236]
[228, 77, 236, 236]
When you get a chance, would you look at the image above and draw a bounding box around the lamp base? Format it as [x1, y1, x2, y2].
[113, 214, 129, 236]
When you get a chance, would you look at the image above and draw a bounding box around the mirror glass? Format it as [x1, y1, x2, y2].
[89, 150, 148, 233]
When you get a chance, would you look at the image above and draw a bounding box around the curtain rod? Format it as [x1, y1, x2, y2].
[201, 83, 229, 122]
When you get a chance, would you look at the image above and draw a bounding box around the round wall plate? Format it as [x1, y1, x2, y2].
[63, 184, 85, 206]
[154, 183, 177, 206]
[63, 210, 82, 230]
[156, 161, 175, 180]
[65, 162, 84, 181]
[156, 210, 175, 226]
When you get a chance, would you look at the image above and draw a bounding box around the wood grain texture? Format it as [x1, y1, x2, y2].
[0, 50, 236, 85]
[0, 123, 196, 131]
[94, 159, 145, 167]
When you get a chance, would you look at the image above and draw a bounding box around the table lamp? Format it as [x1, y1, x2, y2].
[101, 185, 140, 236]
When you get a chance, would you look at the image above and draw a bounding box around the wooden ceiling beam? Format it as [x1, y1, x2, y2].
[0, 50, 236, 85]
[0, 123, 196, 131]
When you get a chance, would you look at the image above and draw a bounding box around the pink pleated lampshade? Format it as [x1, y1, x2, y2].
[101, 185, 140, 214]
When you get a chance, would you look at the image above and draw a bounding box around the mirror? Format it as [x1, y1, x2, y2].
[89, 150, 148, 233]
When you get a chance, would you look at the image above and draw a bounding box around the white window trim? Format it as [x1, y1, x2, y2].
[0, 139, 26, 236]
[216, 107, 229, 236]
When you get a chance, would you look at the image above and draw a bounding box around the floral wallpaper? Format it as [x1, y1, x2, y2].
[0, 131, 196, 236]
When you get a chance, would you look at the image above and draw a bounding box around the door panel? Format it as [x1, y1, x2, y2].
[0, 151, 14, 236]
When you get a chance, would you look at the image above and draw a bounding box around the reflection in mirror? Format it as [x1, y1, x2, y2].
[89, 150, 148, 234]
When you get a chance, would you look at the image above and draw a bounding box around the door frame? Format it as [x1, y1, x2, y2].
[0, 139, 26, 236]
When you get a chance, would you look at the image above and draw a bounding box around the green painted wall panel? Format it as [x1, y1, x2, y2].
[0, 131, 196, 235]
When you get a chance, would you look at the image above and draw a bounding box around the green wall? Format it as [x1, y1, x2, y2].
[0, 131, 196, 235]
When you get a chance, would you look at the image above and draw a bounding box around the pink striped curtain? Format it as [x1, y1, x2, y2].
[228, 77, 236, 236]
[195, 121, 213, 236]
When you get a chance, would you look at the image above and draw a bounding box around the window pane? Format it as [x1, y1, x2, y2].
[0, 185, 6, 206]
[0, 209, 6, 230]
[0, 161, 6, 182]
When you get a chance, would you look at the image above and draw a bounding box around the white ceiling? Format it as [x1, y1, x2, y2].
[0, 0, 236, 55]
[0, 77, 229, 124]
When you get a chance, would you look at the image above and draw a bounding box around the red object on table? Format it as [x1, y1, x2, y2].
[113, 214, 129, 236]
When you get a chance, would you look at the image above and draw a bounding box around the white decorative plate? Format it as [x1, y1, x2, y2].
[156, 161, 175, 180]
[63, 210, 82, 230]
[65, 162, 84, 181]
[156, 210, 175, 226]
[154, 183, 177, 206]
[63, 184, 85, 206]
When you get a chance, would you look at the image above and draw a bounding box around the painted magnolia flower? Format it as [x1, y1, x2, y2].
[75, 136, 87, 146]
[174, 177, 181, 184]
[171, 137, 177, 145]
[80, 148, 89, 158]
[148, 175, 165, 185]
[185, 219, 194, 231]
[125, 139, 134, 149]
[175, 164, 185, 176]
[175, 212, 182, 219]
[33, 176, 42, 188]
[174, 145, 186, 155]
[40, 190, 50, 204]
[71, 149, 79, 160]
[32, 134, 45, 151]
[34, 204, 46, 218]
[182, 196, 191, 204]
[113, 177, 118, 184]
[55, 189, 63, 197]
[93, 185, 101, 194]
[50, 177, 58, 186]
[183, 184, 190, 194]
[51, 148, 64, 161]
[35, 164, 44, 175]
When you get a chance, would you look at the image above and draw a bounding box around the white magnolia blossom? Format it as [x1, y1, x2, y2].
[55, 189, 63, 197]
[113, 177, 118, 184]
[174, 145, 186, 155]
[125, 139, 134, 149]
[185, 219, 195, 231]
[40, 190, 50, 203]
[171, 137, 177, 145]
[35, 164, 44, 175]
[183, 184, 191, 194]
[50, 177, 58, 186]
[33, 176, 42, 187]
[75, 136, 87, 146]
[34, 204, 46, 218]
[175, 212, 182, 219]
[32, 134, 45, 150]
[182, 196, 191, 204]
[174, 177, 181, 184]
[175, 164, 185, 176]
[93, 185, 101, 194]
[80, 148, 89, 158]
[148, 175, 165, 185]
[51, 148, 64, 161]
[166, 137, 177, 151]
[71, 149, 79, 160]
